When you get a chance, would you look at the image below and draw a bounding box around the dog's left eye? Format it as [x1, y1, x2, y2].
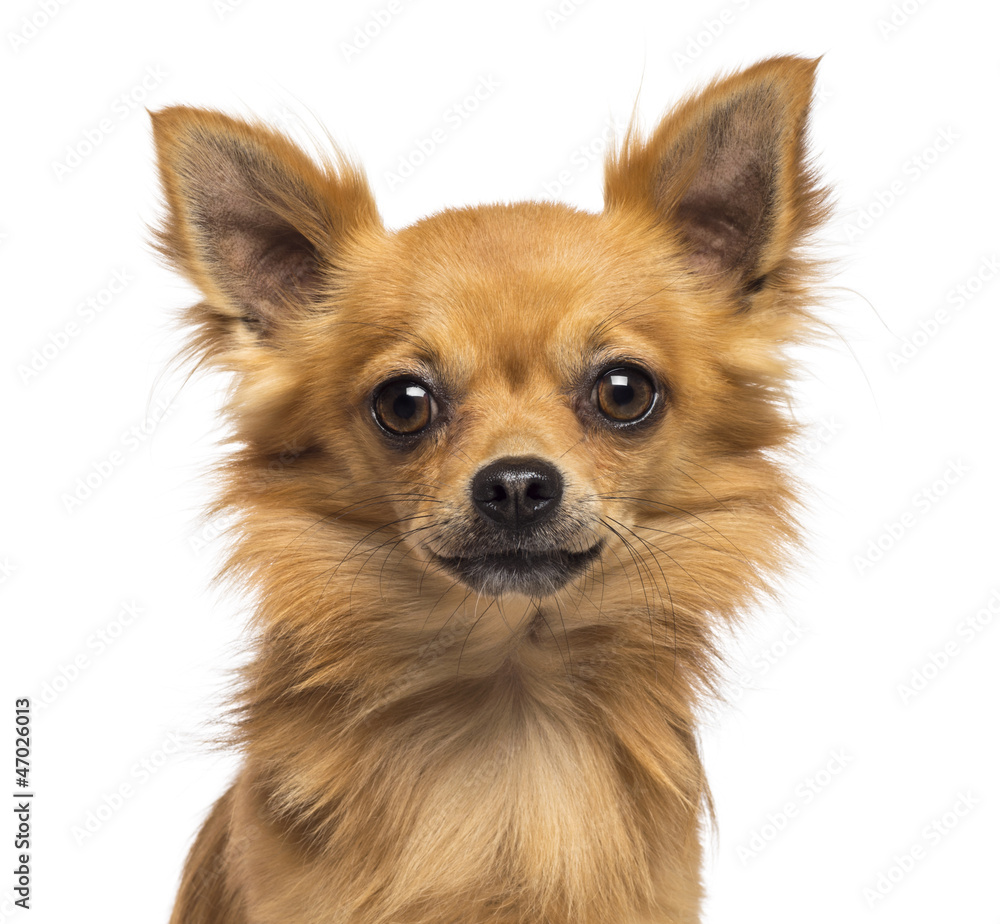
[373, 379, 437, 435]
[593, 367, 655, 423]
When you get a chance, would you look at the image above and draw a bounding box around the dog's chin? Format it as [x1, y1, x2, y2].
[430, 541, 604, 597]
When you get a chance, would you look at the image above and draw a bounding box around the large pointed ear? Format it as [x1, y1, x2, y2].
[604, 56, 828, 294]
[150, 106, 379, 336]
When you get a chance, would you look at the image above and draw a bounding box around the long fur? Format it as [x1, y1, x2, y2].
[152, 55, 829, 924]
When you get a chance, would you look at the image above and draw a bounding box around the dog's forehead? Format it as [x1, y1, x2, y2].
[374, 203, 666, 372]
[394, 202, 606, 300]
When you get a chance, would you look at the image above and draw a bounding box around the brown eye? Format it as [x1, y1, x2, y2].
[593, 367, 655, 423]
[374, 380, 436, 435]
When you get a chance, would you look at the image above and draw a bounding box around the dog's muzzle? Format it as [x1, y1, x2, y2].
[430, 456, 602, 595]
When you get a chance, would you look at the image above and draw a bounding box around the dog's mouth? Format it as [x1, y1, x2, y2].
[429, 541, 604, 596]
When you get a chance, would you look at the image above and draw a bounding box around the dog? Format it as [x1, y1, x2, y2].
[151, 54, 828, 924]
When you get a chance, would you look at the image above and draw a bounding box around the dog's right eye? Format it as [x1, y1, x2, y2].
[373, 379, 437, 436]
[592, 366, 656, 424]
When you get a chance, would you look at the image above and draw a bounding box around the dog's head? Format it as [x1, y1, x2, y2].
[151, 56, 827, 653]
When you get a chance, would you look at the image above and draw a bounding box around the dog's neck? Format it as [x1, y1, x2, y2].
[228, 580, 710, 922]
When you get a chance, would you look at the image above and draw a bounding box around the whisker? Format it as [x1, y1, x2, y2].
[536, 595, 571, 674]
[316, 514, 433, 603]
[593, 493, 751, 565]
[418, 558, 462, 631]
[628, 522, 739, 561]
[345, 521, 440, 603]
[456, 595, 499, 676]
[605, 516, 678, 690]
[281, 488, 441, 557]
[427, 586, 475, 649]
[600, 517, 658, 677]
[676, 455, 736, 486]
[672, 466, 735, 514]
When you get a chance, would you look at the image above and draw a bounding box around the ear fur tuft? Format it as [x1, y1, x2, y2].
[604, 55, 830, 293]
[150, 107, 380, 337]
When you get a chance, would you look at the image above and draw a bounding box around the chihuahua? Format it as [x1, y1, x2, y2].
[152, 55, 828, 924]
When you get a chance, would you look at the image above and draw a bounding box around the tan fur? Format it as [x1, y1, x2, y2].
[152, 56, 829, 924]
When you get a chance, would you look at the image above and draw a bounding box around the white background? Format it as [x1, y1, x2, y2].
[3, 0, 999, 921]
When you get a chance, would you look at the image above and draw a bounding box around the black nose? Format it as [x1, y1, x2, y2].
[471, 457, 563, 530]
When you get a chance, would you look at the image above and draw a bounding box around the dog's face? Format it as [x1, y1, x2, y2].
[151, 56, 826, 655]
[327, 207, 684, 600]
[311, 203, 780, 606]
